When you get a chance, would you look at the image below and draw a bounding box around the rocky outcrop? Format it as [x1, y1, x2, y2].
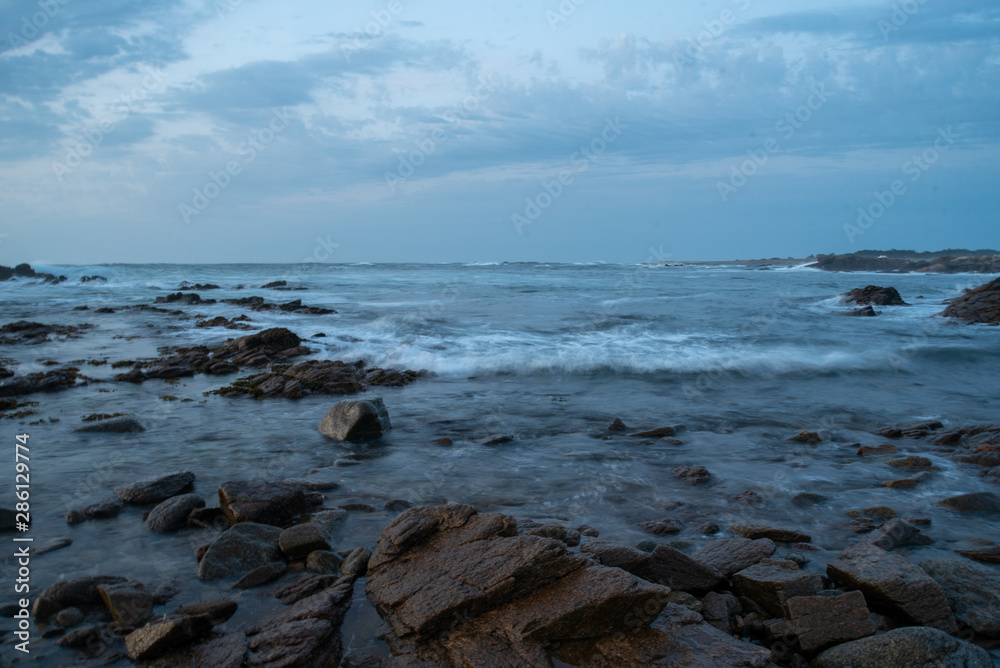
[940, 276, 1000, 325]
[0, 367, 80, 397]
[0, 320, 91, 345]
[692, 537, 776, 577]
[0, 263, 66, 283]
[811, 251, 1000, 274]
[826, 543, 957, 632]
[731, 521, 811, 543]
[319, 398, 392, 442]
[937, 491, 1000, 513]
[212, 360, 425, 400]
[221, 296, 334, 314]
[125, 613, 214, 661]
[811, 626, 992, 668]
[842, 286, 907, 306]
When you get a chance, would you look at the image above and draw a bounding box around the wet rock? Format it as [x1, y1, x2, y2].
[887, 455, 933, 469]
[629, 425, 682, 438]
[74, 414, 146, 433]
[233, 561, 287, 590]
[115, 470, 196, 505]
[772, 590, 875, 654]
[306, 550, 344, 574]
[282, 477, 340, 491]
[145, 493, 205, 532]
[33, 575, 128, 623]
[318, 398, 392, 442]
[811, 626, 992, 668]
[188, 506, 229, 529]
[430, 437, 453, 446]
[940, 275, 1000, 325]
[278, 523, 332, 559]
[842, 286, 907, 306]
[175, 599, 238, 625]
[196, 315, 253, 330]
[787, 430, 822, 443]
[273, 574, 341, 605]
[56, 624, 102, 648]
[692, 537, 776, 577]
[385, 499, 412, 511]
[937, 491, 1000, 513]
[551, 603, 772, 668]
[857, 443, 898, 456]
[920, 557, 1000, 637]
[177, 282, 220, 290]
[877, 420, 944, 439]
[340, 546, 371, 576]
[647, 545, 725, 593]
[701, 591, 739, 633]
[864, 518, 933, 550]
[97, 580, 154, 628]
[155, 291, 216, 305]
[218, 480, 323, 526]
[482, 434, 514, 445]
[0, 367, 80, 396]
[826, 542, 957, 632]
[198, 522, 283, 581]
[697, 522, 720, 534]
[309, 508, 349, 532]
[55, 606, 85, 628]
[340, 502, 375, 512]
[955, 545, 1000, 564]
[673, 465, 712, 484]
[844, 305, 879, 316]
[641, 518, 682, 535]
[881, 474, 930, 489]
[221, 296, 335, 315]
[65, 509, 86, 525]
[607, 418, 628, 432]
[82, 496, 124, 519]
[847, 505, 896, 519]
[731, 559, 822, 617]
[731, 521, 811, 543]
[125, 614, 214, 661]
[580, 540, 654, 578]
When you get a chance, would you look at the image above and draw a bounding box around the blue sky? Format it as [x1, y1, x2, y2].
[0, 0, 997, 263]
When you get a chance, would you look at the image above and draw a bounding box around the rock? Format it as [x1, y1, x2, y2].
[115, 470, 195, 505]
[430, 437, 453, 446]
[646, 545, 725, 593]
[36, 537, 73, 556]
[787, 430, 822, 443]
[97, 581, 154, 628]
[282, 477, 340, 491]
[887, 455, 933, 469]
[842, 286, 907, 306]
[775, 591, 876, 653]
[881, 475, 930, 489]
[318, 398, 392, 442]
[938, 491, 1000, 513]
[125, 614, 214, 661]
[56, 624, 102, 648]
[580, 540, 654, 579]
[385, 499, 412, 511]
[74, 415, 146, 432]
[341, 546, 371, 576]
[482, 434, 513, 445]
[551, 603, 772, 668]
[628, 425, 681, 438]
[218, 480, 322, 526]
[811, 626, 992, 668]
[279, 523, 332, 558]
[731, 521, 811, 543]
[878, 420, 944, 439]
[791, 492, 828, 506]
[188, 506, 230, 529]
[273, 574, 341, 605]
[864, 518, 933, 550]
[673, 465, 712, 484]
[697, 522, 720, 535]
[145, 493, 205, 532]
[955, 545, 1000, 564]
[0, 367, 80, 396]
[848, 505, 896, 519]
[55, 606, 85, 627]
[154, 291, 216, 305]
[233, 561, 287, 590]
[83, 496, 124, 519]
[607, 418, 628, 432]
[198, 522, 284, 581]
[920, 557, 1000, 637]
[857, 443, 898, 456]
[692, 537, 776, 577]
[306, 550, 344, 574]
[826, 542, 957, 632]
[940, 275, 1000, 325]
[641, 518, 682, 535]
[701, 591, 739, 633]
[844, 305, 879, 316]
[33, 575, 128, 623]
[65, 509, 86, 525]
[309, 508, 349, 532]
[175, 599, 238, 625]
[731, 559, 822, 617]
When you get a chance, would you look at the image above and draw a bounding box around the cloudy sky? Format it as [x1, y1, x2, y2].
[1, 0, 997, 263]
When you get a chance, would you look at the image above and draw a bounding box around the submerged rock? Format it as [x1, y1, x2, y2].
[75, 415, 145, 433]
[115, 471, 195, 505]
[0, 367, 80, 397]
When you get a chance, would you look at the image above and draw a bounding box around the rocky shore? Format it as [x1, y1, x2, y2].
[809, 250, 1000, 274]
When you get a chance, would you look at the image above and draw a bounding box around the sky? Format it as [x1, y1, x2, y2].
[0, 0, 998, 264]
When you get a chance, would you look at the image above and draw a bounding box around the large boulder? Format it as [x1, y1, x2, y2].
[32, 575, 127, 623]
[318, 398, 392, 442]
[97, 581, 154, 628]
[811, 626, 993, 668]
[645, 545, 725, 593]
[730, 559, 823, 617]
[692, 537, 776, 577]
[940, 275, 1000, 325]
[198, 523, 283, 581]
[826, 543, 957, 633]
[115, 471, 195, 505]
[218, 481, 322, 526]
[278, 523, 332, 559]
[765, 590, 875, 654]
[145, 494, 205, 533]
[920, 557, 1000, 637]
[842, 286, 907, 306]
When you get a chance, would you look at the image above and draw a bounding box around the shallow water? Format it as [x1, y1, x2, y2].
[1, 262, 998, 664]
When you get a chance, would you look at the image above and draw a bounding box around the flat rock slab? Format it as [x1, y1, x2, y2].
[115, 471, 195, 505]
[145, 493, 205, 532]
[692, 537, 776, 577]
[826, 542, 957, 633]
[731, 521, 811, 543]
[198, 523, 283, 581]
[219, 480, 322, 526]
[920, 557, 1000, 638]
[731, 559, 822, 617]
[777, 591, 875, 653]
[811, 626, 993, 668]
[318, 398, 391, 442]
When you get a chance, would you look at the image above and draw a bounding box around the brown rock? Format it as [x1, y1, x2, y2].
[826, 542, 957, 633]
[640, 519, 682, 535]
[731, 521, 811, 543]
[125, 614, 214, 661]
[940, 275, 1000, 325]
[673, 465, 711, 484]
[278, 523, 332, 559]
[731, 559, 823, 617]
[218, 480, 322, 526]
[938, 491, 1000, 514]
[955, 545, 1000, 564]
[787, 431, 821, 443]
[780, 591, 876, 653]
[97, 581, 154, 628]
[579, 540, 654, 579]
[856, 443, 897, 456]
[887, 455, 933, 469]
[646, 545, 724, 593]
[32, 575, 127, 623]
[692, 537, 776, 577]
[174, 599, 238, 625]
[629, 425, 680, 438]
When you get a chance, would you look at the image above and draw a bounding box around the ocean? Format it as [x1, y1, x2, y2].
[2, 261, 998, 663]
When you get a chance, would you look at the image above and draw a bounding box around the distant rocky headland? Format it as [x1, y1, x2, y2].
[808, 249, 1000, 274]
